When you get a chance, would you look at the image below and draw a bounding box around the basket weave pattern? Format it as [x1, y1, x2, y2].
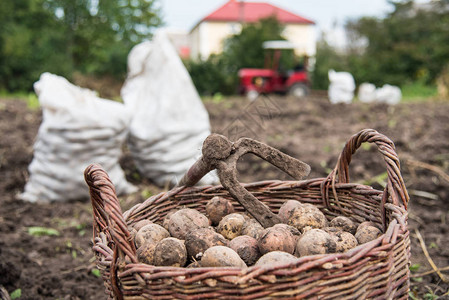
[85, 129, 410, 299]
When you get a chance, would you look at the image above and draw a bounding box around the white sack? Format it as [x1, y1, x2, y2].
[328, 70, 355, 104]
[375, 84, 402, 105]
[20, 73, 137, 203]
[121, 30, 217, 186]
[358, 83, 377, 103]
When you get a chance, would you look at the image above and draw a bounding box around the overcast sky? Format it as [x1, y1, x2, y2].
[159, 0, 430, 47]
[159, 0, 396, 31]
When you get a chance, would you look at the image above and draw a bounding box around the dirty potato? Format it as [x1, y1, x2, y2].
[229, 235, 260, 266]
[255, 251, 298, 267]
[185, 227, 228, 259]
[296, 228, 336, 256]
[241, 218, 264, 240]
[205, 196, 235, 225]
[287, 204, 327, 232]
[329, 216, 357, 235]
[162, 210, 177, 231]
[132, 219, 153, 231]
[167, 208, 209, 240]
[137, 242, 157, 265]
[278, 200, 303, 223]
[200, 246, 247, 268]
[217, 213, 246, 240]
[355, 224, 382, 244]
[153, 237, 187, 267]
[325, 227, 358, 253]
[258, 224, 297, 255]
[134, 223, 170, 249]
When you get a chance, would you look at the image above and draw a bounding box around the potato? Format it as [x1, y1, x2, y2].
[241, 219, 264, 240]
[258, 225, 297, 255]
[205, 196, 235, 225]
[273, 223, 301, 240]
[255, 251, 298, 267]
[287, 204, 327, 232]
[325, 227, 358, 253]
[358, 221, 377, 230]
[278, 200, 303, 223]
[132, 219, 153, 232]
[329, 216, 357, 235]
[296, 229, 336, 256]
[355, 224, 382, 244]
[229, 235, 260, 266]
[167, 208, 209, 240]
[137, 242, 157, 265]
[200, 246, 247, 268]
[185, 227, 228, 259]
[135, 223, 170, 249]
[162, 210, 177, 231]
[153, 237, 187, 267]
[217, 213, 246, 240]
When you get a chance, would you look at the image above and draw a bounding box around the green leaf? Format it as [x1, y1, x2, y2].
[408, 291, 419, 300]
[91, 268, 101, 278]
[429, 242, 438, 249]
[409, 263, 421, 272]
[411, 277, 423, 282]
[27, 227, 59, 236]
[424, 292, 438, 300]
[10, 289, 21, 299]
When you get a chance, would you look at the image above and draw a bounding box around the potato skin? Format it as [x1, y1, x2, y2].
[258, 225, 297, 255]
[325, 227, 358, 253]
[135, 223, 170, 249]
[167, 208, 209, 240]
[329, 216, 357, 235]
[287, 204, 327, 232]
[153, 237, 187, 267]
[296, 229, 336, 256]
[255, 251, 298, 267]
[355, 225, 382, 244]
[200, 246, 247, 268]
[278, 200, 303, 223]
[229, 235, 260, 266]
[162, 210, 177, 231]
[205, 196, 235, 225]
[137, 242, 157, 265]
[217, 213, 246, 240]
[132, 219, 153, 232]
[241, 219, 264, 240]
[185, 227, 228, 259]
[273, 224, 301, 240]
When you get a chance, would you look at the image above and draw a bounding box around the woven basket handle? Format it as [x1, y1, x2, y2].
[84, 164, 138, 263]
[178, 134, 311, 228]
[327, 129, 409, 210]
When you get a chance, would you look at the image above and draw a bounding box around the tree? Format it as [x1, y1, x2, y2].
[0, 0, 162, 91]
[345, 0, 449, 86]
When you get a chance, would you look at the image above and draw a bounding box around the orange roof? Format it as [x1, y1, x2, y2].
[202, 0, 315, 25]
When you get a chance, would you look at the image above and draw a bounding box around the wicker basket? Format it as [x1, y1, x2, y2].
[85, 129, 410, 299]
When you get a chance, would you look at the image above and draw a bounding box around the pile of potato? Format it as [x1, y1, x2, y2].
[129, 197, 382, 268]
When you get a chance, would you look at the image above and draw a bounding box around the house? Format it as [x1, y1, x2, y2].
[189, 0, 316, 60]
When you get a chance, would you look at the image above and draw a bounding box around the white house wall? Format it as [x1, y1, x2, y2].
[283, 24, 316, 57]
[190, 22, 315, 60]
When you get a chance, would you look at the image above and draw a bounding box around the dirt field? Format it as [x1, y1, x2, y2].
[0, 94, 448, 299]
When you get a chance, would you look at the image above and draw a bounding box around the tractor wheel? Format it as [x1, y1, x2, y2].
[246, 89, 259, 101]
[289, 83, 309, 98]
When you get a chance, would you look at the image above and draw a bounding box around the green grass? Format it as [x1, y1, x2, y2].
[401, 82, 438, 102]
[0, 90, 40, 110]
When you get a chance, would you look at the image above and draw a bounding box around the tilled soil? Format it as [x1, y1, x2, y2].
[0, 94, 448, 299]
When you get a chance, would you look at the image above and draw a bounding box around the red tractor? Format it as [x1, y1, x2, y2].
[238, 40, 310, 100]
